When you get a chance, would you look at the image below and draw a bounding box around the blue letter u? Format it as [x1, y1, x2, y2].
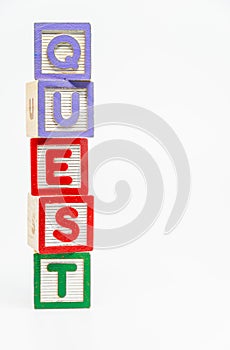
[53, 91, 79, 127]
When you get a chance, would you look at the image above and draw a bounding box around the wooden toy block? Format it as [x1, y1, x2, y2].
[34, 23, 91, 80]
[34, 252, 90, 309]
[28, 194, 94, 253]
[26, 80, 94, 138]
[31, 138, 88, 196]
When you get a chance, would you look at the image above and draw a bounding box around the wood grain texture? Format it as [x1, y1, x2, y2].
[27, 194, 39, 251]
[26, 80, 94, 138]
[34, 252, 90, 309]
[30, 138, 88, 196]
[41, 31, 86, 75]
[26, 81, 38, 137]
[27, 194, 94, 254]
[34, 23, 91, 80]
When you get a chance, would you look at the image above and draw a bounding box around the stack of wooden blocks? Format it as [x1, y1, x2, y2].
[26, 23, 94, 309]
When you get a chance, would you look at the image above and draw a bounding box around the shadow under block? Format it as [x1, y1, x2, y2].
[34, 252, 90, 309]
[30, 138, 88, 196]
[34, 23, 91, 80]
[28, 194, 94, 253]
[26, 80, 94, 138]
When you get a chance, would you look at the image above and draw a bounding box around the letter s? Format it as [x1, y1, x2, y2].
[53, 206, 79, 242]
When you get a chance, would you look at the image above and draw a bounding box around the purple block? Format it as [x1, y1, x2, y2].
[34, 23, 91, 80]
[38, 80, 94, 137]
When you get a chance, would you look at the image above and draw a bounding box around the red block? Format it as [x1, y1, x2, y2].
[28, 194, 94, 253]
[31, 138, 88, 196]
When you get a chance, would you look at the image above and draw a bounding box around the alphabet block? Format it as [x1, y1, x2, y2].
[34, 23, 91, 80]
[31, 138, 88, 196]
[28, 194, 94, 254]
[26, 80, 93, 138]
[34, 252, 90, 309]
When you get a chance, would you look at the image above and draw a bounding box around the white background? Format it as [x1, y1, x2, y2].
[0, 0, 230, 349]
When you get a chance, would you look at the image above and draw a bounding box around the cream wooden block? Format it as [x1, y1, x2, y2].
[30, 137, 88, 196]
[27, 193, 94, 254]
[26, 80, 93, 138]
[34, 252, 90, 309]
[34, 23, 91, 80]
[27, 193, 39, 252]
[26, 81, 38, 137]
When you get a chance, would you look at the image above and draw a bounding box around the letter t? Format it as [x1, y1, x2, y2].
[47, 263, 77, 298]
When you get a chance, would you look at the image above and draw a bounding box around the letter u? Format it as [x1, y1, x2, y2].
[53, 91, 79, 127]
